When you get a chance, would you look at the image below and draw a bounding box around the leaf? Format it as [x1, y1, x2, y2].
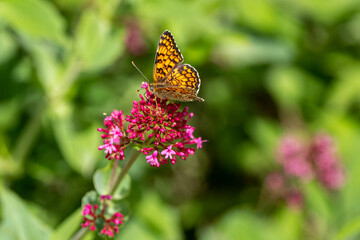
[198, 209, 276, 240]
[82, 191, 99, 206]
[50, 111, 100, 176]
[0, 188, 51, 240]
[333, 217, 360, 240]
[74, 9, 123, 72]
[303, 182, 332, 222]
[93, 164, 131, 200]
[133, 191, 182, 240]
[272, 208, 303, 240]
[0, 0, 68, 46]
[212, 34, 294, 68]
[266, 66, 305, 110]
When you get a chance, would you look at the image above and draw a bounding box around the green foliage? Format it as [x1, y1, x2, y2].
[1, 0, 360, 239]
[93, 164, 131, 200]
[0, 188, 51, 240]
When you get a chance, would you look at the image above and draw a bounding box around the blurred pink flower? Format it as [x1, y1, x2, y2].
[125, 20, 147, 55]
[311, 134, 345, 190]
[265, 171, 285, 197]
[278, 136, 313, 180]
[285, 189, 303, 209]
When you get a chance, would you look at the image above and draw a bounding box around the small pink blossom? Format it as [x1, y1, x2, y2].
[161, 145, 176, 159]
[81, 204, 99, 231]
[98, 110, 129, 161]
[146, 150, 159, 167]
[189, 137, 208, 149]
[81, 201, 124, 237]
[100, 195, 113, 200]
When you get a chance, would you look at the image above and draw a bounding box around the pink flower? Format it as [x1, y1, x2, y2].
[161, 145, 176, 159]
[277, 136, 313, 180]
[189, 137, 207, 149]
[100, 212, 124, 237]
[125, 82, 207, 167]
[100, 195, 113, 200]
[146, 150, 159, 167]
[265, 172, 285, 197]
[80, 201, 124, 236]
[81, 204, 98, 231]
[98, 110, 130, 161]
[311, 134, 345, 190]
[98, 83, 206, 167]
[285, 189, 303, 209]
[125, 20, 147, 56]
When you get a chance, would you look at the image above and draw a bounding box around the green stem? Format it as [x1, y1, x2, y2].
[70, 227, 87, 240]
[109, 149, 141, 195]
[71, 149, 142, 240]
[109, 158, 120, 191]
[12, 103, 45, 173]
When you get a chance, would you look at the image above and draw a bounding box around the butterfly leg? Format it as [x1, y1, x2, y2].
[168, 99, 175, 105]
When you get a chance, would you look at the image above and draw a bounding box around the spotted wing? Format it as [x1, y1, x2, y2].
[153, 30, 183, 83]
[166, 64, 201, 94]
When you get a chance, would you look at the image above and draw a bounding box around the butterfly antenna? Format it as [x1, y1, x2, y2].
[132, 61, 150, 83]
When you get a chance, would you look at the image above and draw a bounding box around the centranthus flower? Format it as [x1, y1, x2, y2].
[146, 150, 159, 167]
[125, 82, 206, 167]
[81, 204, 98, 231]
[266, 132, 345, 209]
[98, 110, 130, 160]
[81, 195, 124, 237]
[98, 82, 206, 166]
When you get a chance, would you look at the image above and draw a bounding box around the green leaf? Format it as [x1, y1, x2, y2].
[82, 190, 100, 206]
[273, 208, 303, 239]
[0, 28, 17, 65]
[0, 0, 68, 46]
[133, 191, 182, 240]
[0, 188, 51, 240]
[93, 164, 131, 200]
[115, 217, 159, 240]
[333, 217, 360, 240]
[50, 208, 83, 240]
[198, 209, 276, 240]
[266, 66, 305, 110]
[212, 34, 294, 68]
[50, 111, 100, 176]
[74, 9, 123, 72]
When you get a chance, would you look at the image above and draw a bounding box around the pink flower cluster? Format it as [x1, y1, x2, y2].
[98, 82, 206, 167]
[81, 196, 124, 237]
[98, 110, 129, 160]
[265, 133, 345, 208]
[311, 134, 344, 190]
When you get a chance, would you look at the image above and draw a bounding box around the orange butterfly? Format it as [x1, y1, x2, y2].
[149, 30, 204, 102]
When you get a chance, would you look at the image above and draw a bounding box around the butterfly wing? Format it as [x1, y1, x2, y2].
[153, 30, 183, 83]
[167, 64, 201, 94]
[154, 64, 204, 102]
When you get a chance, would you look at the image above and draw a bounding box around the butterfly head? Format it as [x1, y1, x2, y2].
[149, 83, 154, 92]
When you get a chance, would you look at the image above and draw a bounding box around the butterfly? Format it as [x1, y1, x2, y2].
[149, 30, 204, 102]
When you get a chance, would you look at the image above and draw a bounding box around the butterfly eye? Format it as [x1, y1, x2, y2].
[149, 84, 154, 92]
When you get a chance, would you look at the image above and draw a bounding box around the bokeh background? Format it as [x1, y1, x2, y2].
[1, 0, 360, 239]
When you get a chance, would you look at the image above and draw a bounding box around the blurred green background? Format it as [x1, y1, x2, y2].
[1, 0, 360, 239]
